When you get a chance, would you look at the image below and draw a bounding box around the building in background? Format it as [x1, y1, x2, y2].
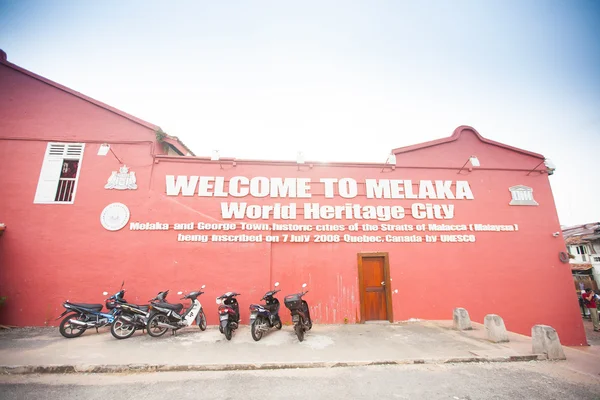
[0, 50, 587, 345]
[563, 222, 600, 293]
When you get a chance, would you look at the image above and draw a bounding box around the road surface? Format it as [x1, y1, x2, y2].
[0, 362, 598, 400]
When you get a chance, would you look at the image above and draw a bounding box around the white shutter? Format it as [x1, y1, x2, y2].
[65, 144, 84, 158]
[33, 143, 85, 204]
[48, 143, 67, 157]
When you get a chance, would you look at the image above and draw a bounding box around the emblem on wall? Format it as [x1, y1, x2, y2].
[105, 165, 137, 190]
[509, 185, 539, 206]
[100, 203, 131, 231]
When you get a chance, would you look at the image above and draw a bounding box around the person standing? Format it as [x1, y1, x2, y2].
[583, 288, 599, 331]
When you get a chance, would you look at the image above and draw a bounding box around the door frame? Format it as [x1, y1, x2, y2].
[357, 252, 393, 323]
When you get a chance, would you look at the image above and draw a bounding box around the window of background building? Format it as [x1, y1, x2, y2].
[575, 245, 588, 255]
[33, 143, 85, 204]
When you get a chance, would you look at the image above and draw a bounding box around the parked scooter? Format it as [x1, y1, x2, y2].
[249, 282, 282, 341]
[146, 285, 207, 337]
[216, 292, 241, 340]
[284, 283, 312, 342]
[110, 290, 169, 339]
[56, 282, 126, 338]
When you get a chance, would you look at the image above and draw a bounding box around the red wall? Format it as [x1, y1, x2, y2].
[0, 63, 586, 345]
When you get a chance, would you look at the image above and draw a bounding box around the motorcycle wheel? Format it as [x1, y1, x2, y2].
[275, 319, 282, 330]
[224, 325, 233, 340]
[294, 323, 304, 342]
[251, 317, 265, 341]
[59, 313, 87, 338]
[147, 313, 169, 337]
[197, 310, 207, 331]
[303, 301, 313, 330]
[110, 317, 136, 340]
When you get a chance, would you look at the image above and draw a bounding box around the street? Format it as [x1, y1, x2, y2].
[1, 362, 599, 400]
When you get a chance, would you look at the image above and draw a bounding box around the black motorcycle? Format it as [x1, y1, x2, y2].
[250, 282, 282, 341]
[146, 285, 207, 337]
[284, 283, 312, 342]
[110, 290, 169, 339]
[56, 282, 126, 338]
[217, 292, 241, 340]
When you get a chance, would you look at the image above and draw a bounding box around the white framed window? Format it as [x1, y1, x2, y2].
[575, 245, 588, 255]
[34, 142, 85, 204]
[570, 244, 589, 262]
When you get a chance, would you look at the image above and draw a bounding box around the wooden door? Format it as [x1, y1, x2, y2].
[358, 253, 392, 322]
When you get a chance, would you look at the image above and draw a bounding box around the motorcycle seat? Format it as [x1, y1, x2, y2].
[153, 302, 183, 312]
[67, 302, 103, 311]
[130, 304, 149, 312]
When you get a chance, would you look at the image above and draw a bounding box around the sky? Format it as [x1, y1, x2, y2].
[0, 0, 599, 227]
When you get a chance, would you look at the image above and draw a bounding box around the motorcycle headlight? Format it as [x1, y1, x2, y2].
[216, 298, 222, 305]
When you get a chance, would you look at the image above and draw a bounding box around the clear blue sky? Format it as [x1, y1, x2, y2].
[1, 0, 599, 226]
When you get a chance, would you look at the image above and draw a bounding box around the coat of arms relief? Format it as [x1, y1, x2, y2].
[105, 165, 138, 190]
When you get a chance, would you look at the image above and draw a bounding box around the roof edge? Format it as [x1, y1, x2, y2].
[154, 154, 546, 170]
[562, 222, 600, 232]
[0, 56, 159, 131]
[392, 125, 545, 159]
[155, 154, 392, 168]
[0, 51, 195, 155]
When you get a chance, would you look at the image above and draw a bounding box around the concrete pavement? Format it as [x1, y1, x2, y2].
[0, 320, 598, 379]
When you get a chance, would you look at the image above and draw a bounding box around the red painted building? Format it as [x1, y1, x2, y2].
[0, 51, 587, 345]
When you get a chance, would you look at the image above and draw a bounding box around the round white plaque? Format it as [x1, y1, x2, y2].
[100, 203, 130, 231]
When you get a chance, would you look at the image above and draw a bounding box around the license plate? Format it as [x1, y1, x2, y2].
[219, 315, 228, 321]
[250, 312, 257, 321]
[292, 315, 299, 323]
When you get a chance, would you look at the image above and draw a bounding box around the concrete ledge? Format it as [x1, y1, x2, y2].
[0, 355, 545, 375]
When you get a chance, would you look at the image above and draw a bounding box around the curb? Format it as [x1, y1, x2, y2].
[0, 355, 545, 375]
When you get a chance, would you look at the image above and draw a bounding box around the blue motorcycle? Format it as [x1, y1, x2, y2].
[249, 282, 282, 341]
[56, 282, 126, 338]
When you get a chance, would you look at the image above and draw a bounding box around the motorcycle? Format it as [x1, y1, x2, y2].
[284, 283, 312, 342]
[249, 282, 282, 341]
[56, 282, 126, 338]
[110, 290, 170, 340]
[216, 291, 241, 340]
[146, 285, 207, 337]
